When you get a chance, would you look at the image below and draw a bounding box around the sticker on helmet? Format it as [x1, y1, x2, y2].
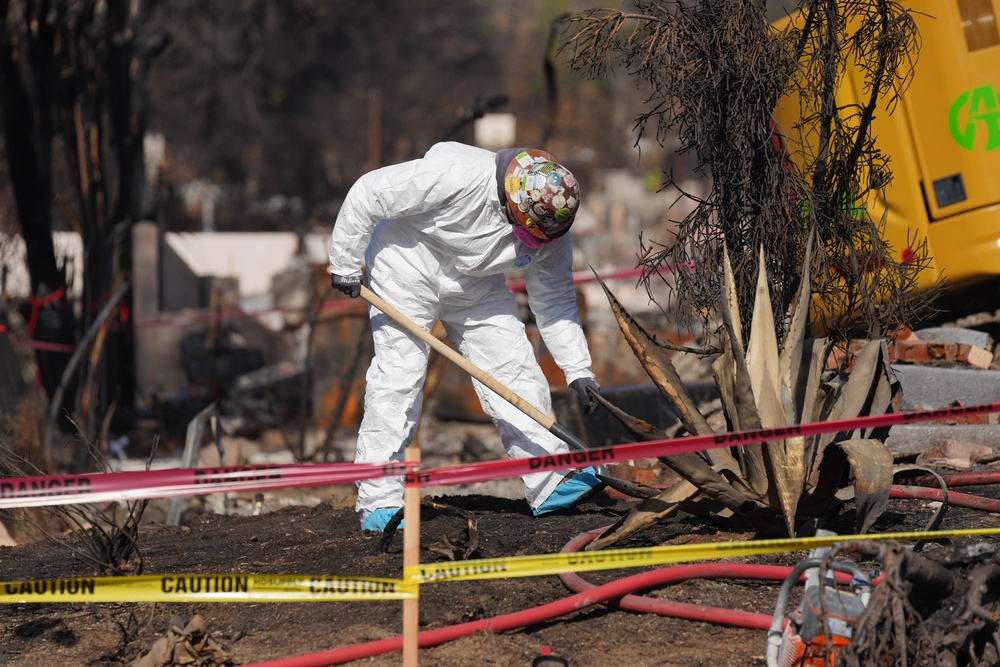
[503, 148, 581, 241]
[526, 174, 547, 191]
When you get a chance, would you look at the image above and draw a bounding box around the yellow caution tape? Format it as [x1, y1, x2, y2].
[407, 526, 1000, 583]
[7, 526, 1000, 603]
[0, 574, 416, 603]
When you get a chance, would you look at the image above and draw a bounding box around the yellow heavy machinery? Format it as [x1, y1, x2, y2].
[771, 1, 1000, 315]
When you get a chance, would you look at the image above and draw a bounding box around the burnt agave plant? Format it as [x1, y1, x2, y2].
[590, 239, 899, 550]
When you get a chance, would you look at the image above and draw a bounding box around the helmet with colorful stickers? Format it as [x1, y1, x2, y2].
[503, 149, 581, 242]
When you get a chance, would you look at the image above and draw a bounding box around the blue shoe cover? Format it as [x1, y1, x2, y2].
[532, 468, 604, 516]
[361, 507, 404, 532]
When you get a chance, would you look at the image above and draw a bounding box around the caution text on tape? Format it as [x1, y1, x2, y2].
[7, 526, 999, 604]
[407, 526, 1000, 583]
[0, 574, 416, 603]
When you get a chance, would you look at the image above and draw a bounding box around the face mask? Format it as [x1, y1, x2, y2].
[512, 225, 544, 249]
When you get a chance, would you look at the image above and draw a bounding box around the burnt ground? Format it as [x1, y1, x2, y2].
[2, 473, 1000, 667]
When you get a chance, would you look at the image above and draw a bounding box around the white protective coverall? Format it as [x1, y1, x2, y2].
[328, 141, 596, 519]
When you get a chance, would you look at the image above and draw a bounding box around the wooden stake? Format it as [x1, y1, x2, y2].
[402, 444, 421, 666]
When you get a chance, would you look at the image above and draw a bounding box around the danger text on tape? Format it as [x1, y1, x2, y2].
[3, 401, 1000, 510]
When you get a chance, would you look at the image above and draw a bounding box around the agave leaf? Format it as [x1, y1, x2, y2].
[821, 340, 890, 427]
[706, 339, 766, 500]
[717, 257, 769, 495]
[722, 242, 744, 351]
[859, 353, 902, 442]
[778, 232, 815, 421]
[810, 340, 895, 481]
[587, 479, 701, 551]
[834, 439, 893, 534]
[712, 338, 741, 430]
[746, 246, 784, 428]
[747, 246, 802, 537]
[658, 454, 760, 511]
[800, 337, 834, 424]
[597, 275, 713, 436]
[800, 337, 835, 481]
[799, 445, 850, 514]
[597, 276, 746, 478]
[591, 392, 757, 511]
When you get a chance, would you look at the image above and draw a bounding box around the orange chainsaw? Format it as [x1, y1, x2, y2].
[766, 532, 872, 667]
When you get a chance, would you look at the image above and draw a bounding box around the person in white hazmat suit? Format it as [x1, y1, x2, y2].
[329, 141, 603, 532]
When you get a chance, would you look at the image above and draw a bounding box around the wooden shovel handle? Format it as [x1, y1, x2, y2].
[360, 285, 554, 426]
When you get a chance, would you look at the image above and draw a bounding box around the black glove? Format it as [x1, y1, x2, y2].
[331, 272, 362, 298]
[570, 378, 601, 415]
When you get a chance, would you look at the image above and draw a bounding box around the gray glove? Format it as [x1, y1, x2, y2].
[570, 378, 601, 415]
[331, 272, 362, 298]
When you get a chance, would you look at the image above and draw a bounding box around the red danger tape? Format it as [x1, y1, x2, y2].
[0, 462, 415, 510]
[418, 401, 1000, 487]
[3, 402, 998, 509]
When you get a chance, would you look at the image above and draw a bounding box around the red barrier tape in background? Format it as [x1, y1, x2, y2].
[3, 401, 998, 510]
[10, 264, 652, 349]
[10, 297, 366, 352]
[505, 265, 677, 293]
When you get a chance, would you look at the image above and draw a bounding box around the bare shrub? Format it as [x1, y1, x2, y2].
[0, 408, 155, 574]
[561, 0, 939, 347]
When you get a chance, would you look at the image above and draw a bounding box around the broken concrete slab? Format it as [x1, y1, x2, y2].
[886, 424, 1000, 456]
[914, 439, 994, 469]
[890, 364, 1000, 410]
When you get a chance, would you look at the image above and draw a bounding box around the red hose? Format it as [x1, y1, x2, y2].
[235, 481, 1000, 667]
[244, 527, 872, 667]
[243, 549, 783, 666]
[556, 529, 877, 628]
[890, 484, 1000, 512]
[901, 471, 1000, 488]
[558, 530, 788, 629]
[246, 459, 1000, 667]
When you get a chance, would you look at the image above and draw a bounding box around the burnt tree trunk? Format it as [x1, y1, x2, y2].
[0, 0, 77, 418]
[1, 0, 165, 457]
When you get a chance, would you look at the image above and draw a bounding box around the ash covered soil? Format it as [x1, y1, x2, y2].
[2, 479, 1000, 667]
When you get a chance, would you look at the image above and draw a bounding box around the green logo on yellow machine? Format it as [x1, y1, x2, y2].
[949, 85, 1000, 151]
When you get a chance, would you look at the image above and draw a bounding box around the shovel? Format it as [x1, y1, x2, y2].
[359, 284, 591, 452]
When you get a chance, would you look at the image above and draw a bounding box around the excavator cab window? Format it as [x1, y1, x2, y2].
[959, 0, 999, 51]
